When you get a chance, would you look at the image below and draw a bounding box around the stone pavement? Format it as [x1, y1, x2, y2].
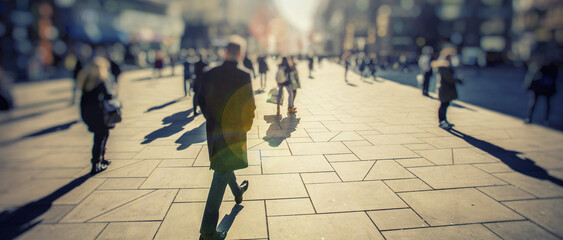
[0, 62, 562, 240]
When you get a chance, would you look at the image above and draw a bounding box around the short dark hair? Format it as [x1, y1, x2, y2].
[226, 35, 246, 59]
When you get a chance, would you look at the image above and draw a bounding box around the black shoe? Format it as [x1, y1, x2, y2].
[90, 162, 108, 175]
[200, 231, 226, 240]
[235, 180, 249, 205]
[101, 159, 111, 166]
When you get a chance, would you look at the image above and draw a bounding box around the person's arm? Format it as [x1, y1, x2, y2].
[241, 75, 256, 132]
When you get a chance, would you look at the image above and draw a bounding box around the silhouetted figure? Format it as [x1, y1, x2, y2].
[258, 56, 269, 90]
[154, 51, 164, 77]
[276, 57, 296, 115]
[198, 35, 254, 240]
[243, 56, 255, 78]
[70, 56, 82, 105]
[183, 53, 194, 96]
[307, 55, 314, 78]
[448, 129, 563, 187]
[418, 46, 434, 97]
[344, 57, 351, 82]
[289, 56, 300, 103]
[170, 53, 177, 76]
[193, 51, 209, 116]
[77, 57, 113, 174]
[433, 48, 462, 130]
[523, 55, 558, 125]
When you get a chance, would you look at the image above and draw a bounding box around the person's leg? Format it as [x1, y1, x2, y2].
[422, 71, 431, 95]
[276, 85, 282, 114]
[92, 131, 103, 163]
[200, 170, 233, 235]
[526, 92, 538, 122]
[285, 85, 294, 109]
[100, 128, 109, 163]
[438, 102, 449, 123]
[293, 90, 297, 102]
[193, 92, 199, 115]
[183, 78, 188, 96]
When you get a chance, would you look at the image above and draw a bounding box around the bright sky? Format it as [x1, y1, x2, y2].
[273, 0, 321, 33]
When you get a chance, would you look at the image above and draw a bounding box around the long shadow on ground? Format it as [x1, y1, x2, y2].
[216, 205, 244, 237]
[175, 122, 206, 150]
[142, 109, 194, 144]
[448, 129, 563, 187]
[0, 174, 92, 240]
[263, 114, 300, 147]
[145, 98, 183, 113]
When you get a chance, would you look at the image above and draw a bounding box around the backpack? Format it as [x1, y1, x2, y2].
[276, 67, 287, 84]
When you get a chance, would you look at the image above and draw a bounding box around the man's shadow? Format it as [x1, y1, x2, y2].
[142, 109, 194, 144]
[216, 205, 244, 235]
[145, 98, 183, 113]
[448, 129, 563, 187]
[263, 114, 300, 147]
[0, 174, 92, 240]
[175, 122, 206, 150]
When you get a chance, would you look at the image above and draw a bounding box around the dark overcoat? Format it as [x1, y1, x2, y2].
[198, 61, 256, 172]
[437, 65, 459, 103]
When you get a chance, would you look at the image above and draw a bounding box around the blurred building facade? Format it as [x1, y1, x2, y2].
[313, 0, 515, 66]
[511, 0, 563, 63]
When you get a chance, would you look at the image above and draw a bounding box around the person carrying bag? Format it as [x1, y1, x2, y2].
[275, 57, 296, 115]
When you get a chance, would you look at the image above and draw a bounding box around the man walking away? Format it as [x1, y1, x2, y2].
[243, 55, 256, 79]
[198, 35, 255, 240]
[418, 46, 433, 97]
[258, 56, 269, 90]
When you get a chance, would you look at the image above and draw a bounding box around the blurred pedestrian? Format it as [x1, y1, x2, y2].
[183, 51, 194, 97]
[276, 57, 297, 115]
[523, 54, 558, 125]
[154, 51, 164, 77]
[258, 56, 269, 90]
[70, 53, 83, 105]
[243, 55, 256, 78]
[307, 54, 314, 78]
[344, 57, 351, 82]
[170, 53, 177, 76]
[0, 66, 14, 110]
[193, 50, 209, 116]
[433, 48, 462, 130]
[289, 56, 301, 103]
[418, 46, 434, 97]
[197, 35, 254, 240]
[77, 57, 114, 174]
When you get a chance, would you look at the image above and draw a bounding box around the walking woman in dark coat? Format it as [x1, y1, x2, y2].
[433, 48, 462, 130]
[77, 57, 113, 174]
[523, 53, 558, 125]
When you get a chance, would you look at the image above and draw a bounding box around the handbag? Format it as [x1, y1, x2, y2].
[103, 98, 122, 127]
[266, 87, 283, 105]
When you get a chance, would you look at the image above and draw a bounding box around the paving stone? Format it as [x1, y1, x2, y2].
[307, 181, 407, 213]
[268, 212, 384, 240]
[174, 188, 209, 202]
[140, 167, 212, 189]
[373, 125, 426, 134]
[330, 131, 366, 141]
[262, 155, 333, 174]
[235, 165, 262, 175]
[300, 172, 341, 184]
[324, 123, 373, 131]
[494, 172, 563, 198]
[308, 132, 338, 142]
[134, 145, 201, 159]
[399, 188, 524, 226]
[473, 162, 513, 173]
[395, 157, 434, 167]
[367, 208, 428, 230]
[60, 190, 152, 223]
[331, 161, 375, 181]
[260, 149, 292, 157]
[158, 158, 195, 167]
[404, 143, 436, 150]
[384, 178, 432, 192]
[97, 222, 160, 240]
[285, 137, 313, 143]
[350, 145, 419, 160]
[266, 198, 315, 216]
[484, 221, 560, 240]
[452, 148, 498, 164]
[288, 142, 351, 155]
[324, 153, 359, 162]
[382, 224, 500, 240]
[98, 178, 145, 190]
[409, 165, 506, 189]
[364, 134, 423, 145]
[18, 223, 107, 240]
[365, 160, 415, 180]
[98, 160, 160, 178]
[415, 149, 452, 165]
[238, 174, 308, 200]
[477, 185, 536, 201]
[421, 136, 473, 149]
[342, 140, 373, 147]
[91, 189, 176, 222]
[504, 199, 563, 238]
[52, 178, 105, 205]
[155, 201, 268, 240]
